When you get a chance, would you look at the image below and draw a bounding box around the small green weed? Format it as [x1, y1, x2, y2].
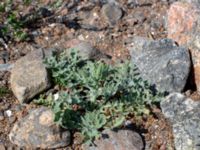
[22, 0, 32, 6]
[50, 0, 63, 8]
[4, 12, 28, 41]
[39, 49, 163, 145]
[0, 86, 10, 97]
[0, 1, 29, 42]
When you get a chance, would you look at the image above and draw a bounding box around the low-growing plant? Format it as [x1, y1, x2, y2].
[0, 86, 10, 97]
[81, 110, 107, 144]
[4, 12, 28, 41]
[0, 0, 29, 42]
[23, 0, 32, 6]
[50, 0, 63, 8]
[38, 49, 163, 145]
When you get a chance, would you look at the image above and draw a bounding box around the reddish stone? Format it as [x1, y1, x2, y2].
[167, 2, 200, 45]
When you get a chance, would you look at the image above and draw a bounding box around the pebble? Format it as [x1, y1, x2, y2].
[8, 116, 17, 124]
[53, 93, 59, 101]
[0, 64, 14, 71]
[13, 104, 24, 112]
[0, 111, 4, 121]
[5, 110, 12, 117]
[101, 3, 123, 26]
[1, 103, 10, 110]
[0, 144, 6, 150]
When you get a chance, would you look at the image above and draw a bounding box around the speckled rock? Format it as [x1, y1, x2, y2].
[161, 93, 200, 150]
[101, 3, 123, 26]
[83, 129, 144, 150]
[9, 107, 71, 149]
[10, 49, 52, 103]
[127, 36, 191, 92]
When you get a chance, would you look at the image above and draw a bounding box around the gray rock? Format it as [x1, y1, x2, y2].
[83, 129, 144, 150]
[161, 93, 200, 150]
[127, 36, 191, 92]
[0, 51, 9, 63]
[9, 107, 71, 149]
[101, 3, 123, 26]
[0, 64, 13, 71]
[68, 41, 109, 60]
[0, 111, 4, 121]
[10, 49, 52, 103]
[8, 116, 16, 124]
[91, 0, 118, 5]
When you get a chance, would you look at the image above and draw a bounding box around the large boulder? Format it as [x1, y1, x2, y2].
[161, 93, 200, 150]
[167, 1, 200, 92]
[83, 129, 144, 150]
[10, 49, 52, 103]
[9, 107, 71, 149]
[127, 36, 191, 92]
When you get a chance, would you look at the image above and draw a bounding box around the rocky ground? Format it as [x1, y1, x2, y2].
[2, 0, 200, 149]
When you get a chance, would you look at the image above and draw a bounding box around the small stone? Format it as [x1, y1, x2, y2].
[0, 111, 4, 121]
[67, 41, 108, 60]
[5, 110, 12, 117]
[8, 116, 17, 124]
[127, 0, 139, 8]
[0, 51, 9, 63]
[127, 36, 191, 92]
[0, 144, 6, 150]
[9, 107, 71, 149]
[101, 3, 123, 26]
[6, 146, 15, 150]
[53, 93, 59, 101]
[69, 42, 97, 59]
[83, 129, 144, 150]
[1, 103, 10, 110]
[10, 49, 52, 103]
[0, 64, 14, 71]
[13, 104, 24, 112]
